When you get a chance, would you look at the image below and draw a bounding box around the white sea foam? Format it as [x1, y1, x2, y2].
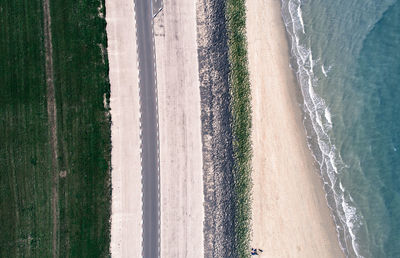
[297, 5, 305, 34]
[322, 64, 332, 77]
[325, 108, 332, 125]
[322, 65, 328, 77]
[341, 196, 364, 257]
[281, 0, 363, 256]
[340, 182, 345, 191]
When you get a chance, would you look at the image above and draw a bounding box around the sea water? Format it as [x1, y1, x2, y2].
[280, 0, 400, 257]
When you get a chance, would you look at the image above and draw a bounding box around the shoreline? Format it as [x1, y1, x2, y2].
[246, 0, 344, 257]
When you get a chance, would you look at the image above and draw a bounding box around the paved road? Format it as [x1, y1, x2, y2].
[135, 0, 160, 257]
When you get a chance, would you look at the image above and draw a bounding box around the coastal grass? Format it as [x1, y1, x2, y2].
[0, 0, 111, 256]
[226, 0, 252, 256]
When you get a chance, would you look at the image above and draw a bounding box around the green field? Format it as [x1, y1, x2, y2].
[226, 0, 253, 256]
[0, 1, 53, 256]
[0, 0, 111, 256]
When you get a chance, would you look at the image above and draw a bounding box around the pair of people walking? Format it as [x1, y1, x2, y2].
[251, 248, 263, 255]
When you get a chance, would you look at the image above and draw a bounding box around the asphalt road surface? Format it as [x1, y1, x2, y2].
[135, 0, 160, 257]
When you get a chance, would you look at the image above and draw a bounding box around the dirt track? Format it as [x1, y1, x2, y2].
[42, 0, 59, 256]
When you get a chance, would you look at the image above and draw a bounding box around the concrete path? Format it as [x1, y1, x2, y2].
[154, 0, 204, 256]
[106, 0, 142, 256]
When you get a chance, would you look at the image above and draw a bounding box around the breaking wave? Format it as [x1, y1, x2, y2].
[280, 0, 364, 257]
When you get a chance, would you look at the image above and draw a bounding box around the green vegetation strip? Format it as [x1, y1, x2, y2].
[0, 1, 53, 256]
[0, 0, 111, 256]
[226, 0, 252, 256]
[51, 0, 111, 256]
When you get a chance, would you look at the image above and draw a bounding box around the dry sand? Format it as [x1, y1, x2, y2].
[246, 0, 344, 257]
[153, 1, 204, 257]
[106, 0, 142, 256]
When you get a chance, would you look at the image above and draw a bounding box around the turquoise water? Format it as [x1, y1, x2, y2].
[281, 0, 400, 257]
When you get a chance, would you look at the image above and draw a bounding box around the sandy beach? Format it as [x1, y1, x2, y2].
[106, 0, 142, 256]
[246, 0, 344, 257]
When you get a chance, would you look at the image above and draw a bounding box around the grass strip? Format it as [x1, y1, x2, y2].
[0, 1, 54, 256]
[226, 0, 252, 256]
[50, 0, 111, 256]
[0, 0, 111, 256]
